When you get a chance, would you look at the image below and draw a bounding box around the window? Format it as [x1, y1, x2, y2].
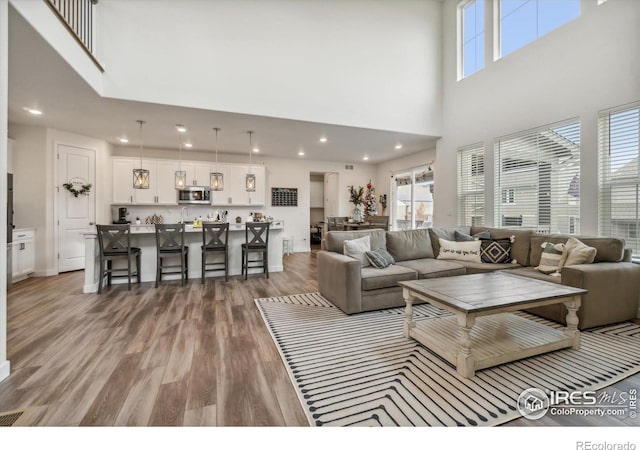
[393, 167, 434, 230]
[599, 102, 640, 258]
[495, 119, 580, 234]
[498, 0, 580, 58]
[459, 0, 484, 78]
[458, 145, 485, 226]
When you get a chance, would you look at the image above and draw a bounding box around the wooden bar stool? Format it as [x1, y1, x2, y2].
[155, 223, 189, 287]
[201, 223, 229, 283]
[241, 222, 270, 280]
[96, 224, 141, 294]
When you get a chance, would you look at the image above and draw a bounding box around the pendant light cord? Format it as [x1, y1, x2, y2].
[178, 131, 183, 170]
[248, 131, 253, 171]
[137, 120, 145, 169]
[213, 127, 220, 169]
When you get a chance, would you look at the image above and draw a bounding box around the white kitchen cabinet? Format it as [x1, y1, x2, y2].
[112, 159, 135, 204]
[135, 160, 179, 205]
[182, 162, 212, 187]
[214, 165, 265, 206]
[13, 229, 35, 282]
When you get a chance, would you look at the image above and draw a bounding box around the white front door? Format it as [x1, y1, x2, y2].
[57, 144, 96, 272]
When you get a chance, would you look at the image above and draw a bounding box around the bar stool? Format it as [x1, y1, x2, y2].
[96, 224, 141, 294]
[241, 222, 270, 280]
[201, 223, 229, 283]
[155, 223, 189, 287]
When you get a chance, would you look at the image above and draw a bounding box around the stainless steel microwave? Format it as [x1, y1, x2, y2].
[177, 186, 211, 204]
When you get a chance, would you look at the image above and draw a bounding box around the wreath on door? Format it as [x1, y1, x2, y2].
[63, 177, 92, 197]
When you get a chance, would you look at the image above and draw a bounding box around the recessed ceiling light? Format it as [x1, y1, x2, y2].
[395, 144, 403, 150]
[298, 151, 305, 156]
[184, 143, 193, 148]
[253, 148, 260, 153]
[319, 137, 328, 143]
[363, 156, 369, 161]
[23, 107, 42, 115]
[119, 138, 129, 143]
[176, 125, 187, 133]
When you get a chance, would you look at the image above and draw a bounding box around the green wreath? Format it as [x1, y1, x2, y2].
[63, 181, 92, 197]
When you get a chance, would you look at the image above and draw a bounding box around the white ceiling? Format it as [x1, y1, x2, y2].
[7, 7, 438, 164]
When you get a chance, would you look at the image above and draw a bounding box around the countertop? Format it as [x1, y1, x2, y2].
[84, 221, 283, 236]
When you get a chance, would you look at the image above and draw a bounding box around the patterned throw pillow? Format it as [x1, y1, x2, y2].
[365, 248, 396, 269]
[436, 239, 482, 263]
[536, 242, 566, 275]
[479, 237, 513, 263]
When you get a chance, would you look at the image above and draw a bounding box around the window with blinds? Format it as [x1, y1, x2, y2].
[457, 144, 485, 226]
[599, 102, 640, 257]
[494, 120, 581, 234]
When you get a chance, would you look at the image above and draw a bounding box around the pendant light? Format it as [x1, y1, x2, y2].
[175, 124, 187, 189]
[210, 127, 223, 191]
[132, 120, 150, 189]
[246, 130, 256, 192]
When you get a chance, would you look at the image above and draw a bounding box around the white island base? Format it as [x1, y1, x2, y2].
[83, 222, 284, 293]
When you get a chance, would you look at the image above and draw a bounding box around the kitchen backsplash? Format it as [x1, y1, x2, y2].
[110, 205, 269, 225]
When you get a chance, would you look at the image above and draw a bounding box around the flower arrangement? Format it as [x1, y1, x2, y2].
[347, 185, 365, 206]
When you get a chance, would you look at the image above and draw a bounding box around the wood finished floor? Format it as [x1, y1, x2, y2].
[1, 251, 638, 426]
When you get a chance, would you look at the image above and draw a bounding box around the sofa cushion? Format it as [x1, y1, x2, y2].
[508, 266, 562, 284]
[436, 239, 482, 262]
[386, 229, 434, 261]
[529, 235, 625, 266]
[326, 229, 387, 254]
[428, 226, 471, 257]
[471, 227, 533, 266]
[454, 230, 491, 241]
[562, 237, 597, 268]
[396, 258, 466, 279]
[365, 248, 395, 269]
[360, 264, 418, 291]
[343, 235, 371, 267]
[450, 261, 521, 274]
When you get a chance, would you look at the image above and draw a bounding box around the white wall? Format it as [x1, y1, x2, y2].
[435, 0, 640, 231]
[97, 0, 442, 136]
[9, 0, 103, 93]
[9, 124, 112, 275]
[112, 145, 377, 252]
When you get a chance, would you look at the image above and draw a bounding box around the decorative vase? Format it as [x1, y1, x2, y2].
[351, 206, 363, 223]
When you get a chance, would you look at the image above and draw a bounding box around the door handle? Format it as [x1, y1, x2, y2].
[89, 222, 95, 226]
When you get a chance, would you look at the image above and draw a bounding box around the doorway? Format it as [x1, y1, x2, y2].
[56, 144, 96, 272]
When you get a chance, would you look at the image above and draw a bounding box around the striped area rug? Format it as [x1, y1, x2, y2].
[255, 293, 640, 427]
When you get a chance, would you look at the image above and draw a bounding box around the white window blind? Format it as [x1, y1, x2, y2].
[494, 120, 581, 233]
[599, 102, 640, 257]
[457, 144, 485, 226]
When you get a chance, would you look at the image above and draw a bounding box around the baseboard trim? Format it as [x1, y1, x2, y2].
[0, 360, 10, 382]
[83, 281, 99, 294]
[34, 269, 58, 277]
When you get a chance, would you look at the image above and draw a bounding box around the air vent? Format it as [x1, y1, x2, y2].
[0, 411, 23, 427]
[344, 165, 354, 170]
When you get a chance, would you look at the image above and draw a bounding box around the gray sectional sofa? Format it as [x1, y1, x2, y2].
[317, 226, 640, 330]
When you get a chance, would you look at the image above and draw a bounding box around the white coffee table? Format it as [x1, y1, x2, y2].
[399, 272, 586, 378]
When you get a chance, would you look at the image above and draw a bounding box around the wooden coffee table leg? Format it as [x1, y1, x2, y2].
[403, 288, 415, 338]
[564, 296, 582, 350]
[456, 313, 476, 378]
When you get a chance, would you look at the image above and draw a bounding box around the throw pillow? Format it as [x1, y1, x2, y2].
[454, 230, 492, 242]
[343, 235, 371, 267]
[561, 237, 597, 269]
[365, 248, 396, 269]
[536, 242, 566, 275]
[479, 238, 513, 264]
[436, 238, 482, 263]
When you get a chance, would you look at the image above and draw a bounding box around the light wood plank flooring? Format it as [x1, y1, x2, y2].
[0, 251, 637, 426]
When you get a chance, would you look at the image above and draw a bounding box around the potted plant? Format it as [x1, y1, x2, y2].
[347, 185, 365, 222]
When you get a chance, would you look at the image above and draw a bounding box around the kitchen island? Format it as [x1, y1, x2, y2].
[82, 221, 284, 293]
